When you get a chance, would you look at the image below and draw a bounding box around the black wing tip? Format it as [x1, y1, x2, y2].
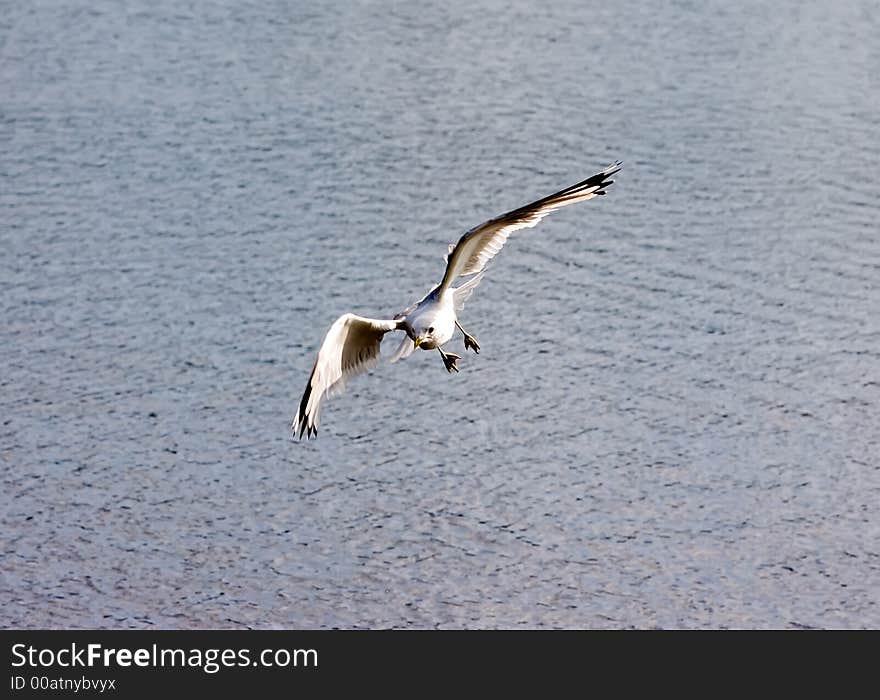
[291, 365, 319, 440]
[593, 160, 623, 185]
[291, 415, 318, 440]
[553, 160, 622, 200]
[606, 161, 622, 177]
[582, 161, 622, 194]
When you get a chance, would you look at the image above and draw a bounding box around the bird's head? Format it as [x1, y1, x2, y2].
[411, 325, 436, 350]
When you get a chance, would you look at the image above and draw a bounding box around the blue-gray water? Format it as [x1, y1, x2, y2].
[2, 0, 878, 628]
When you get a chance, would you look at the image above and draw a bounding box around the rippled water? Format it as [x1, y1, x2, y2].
[2, 0, 878, 628]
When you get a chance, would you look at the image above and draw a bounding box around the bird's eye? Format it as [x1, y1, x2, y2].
[428, 327, 434, 333]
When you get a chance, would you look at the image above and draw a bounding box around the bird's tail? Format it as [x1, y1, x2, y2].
[388, 335, 415, 363]
[452, 271, 485, 312]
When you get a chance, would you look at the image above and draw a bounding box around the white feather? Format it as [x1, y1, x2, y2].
[292, 314, 400, 438]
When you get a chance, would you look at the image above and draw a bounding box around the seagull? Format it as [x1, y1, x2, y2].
[292, 161, 621, 439]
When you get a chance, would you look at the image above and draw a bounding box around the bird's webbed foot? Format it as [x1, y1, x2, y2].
[455, 320, 480, 354]
[438, 349, 460, 373]
[462, 333, 480, 354]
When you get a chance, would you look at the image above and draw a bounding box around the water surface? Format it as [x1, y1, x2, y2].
[2, 0, 878, 628]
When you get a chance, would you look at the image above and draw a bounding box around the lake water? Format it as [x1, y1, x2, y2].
[2, 0, 878, 628]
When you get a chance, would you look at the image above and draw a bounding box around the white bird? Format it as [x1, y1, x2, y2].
[292, 162, 622, 438]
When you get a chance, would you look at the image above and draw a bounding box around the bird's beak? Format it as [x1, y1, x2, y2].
[413, 336, 424, 349]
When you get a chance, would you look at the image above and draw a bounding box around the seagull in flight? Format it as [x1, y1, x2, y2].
[292, 161, 622, 438]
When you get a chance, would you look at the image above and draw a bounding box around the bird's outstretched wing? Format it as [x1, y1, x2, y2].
[292, 314, 400, 439]
[438, 162, 621, 293]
